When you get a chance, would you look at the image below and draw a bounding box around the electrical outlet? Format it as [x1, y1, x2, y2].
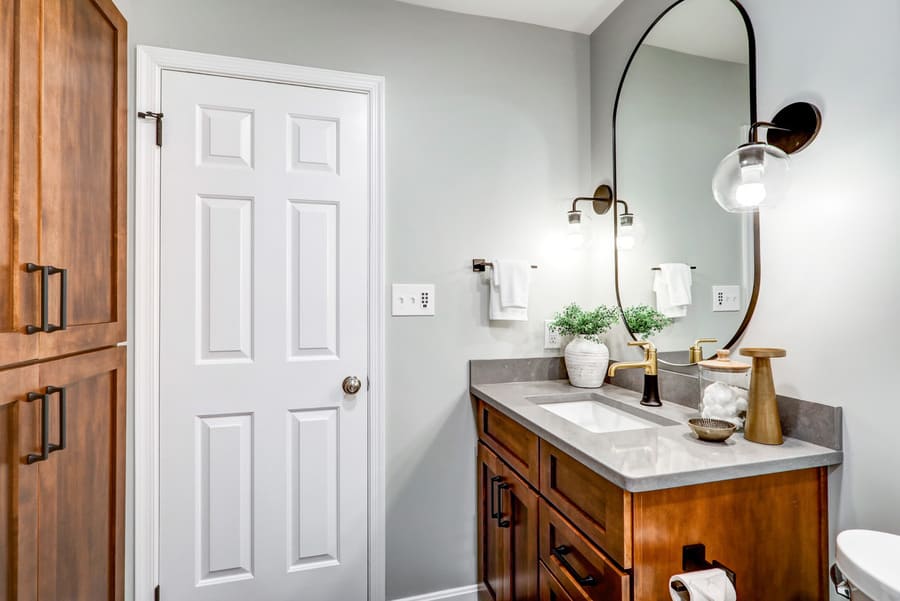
[391, 284, 435, 316]
[712, 285, 741, 312]
[544, 320, 561, 349]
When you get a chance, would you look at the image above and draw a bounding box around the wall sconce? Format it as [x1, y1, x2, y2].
[712, 101, 822, 213]
[568, 185, 637, 249]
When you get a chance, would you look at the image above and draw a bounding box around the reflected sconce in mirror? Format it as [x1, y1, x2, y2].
[712, 101, 822, 213]
[567, 184, 637, 250]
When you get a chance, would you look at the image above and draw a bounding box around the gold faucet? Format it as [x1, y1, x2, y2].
[608, 341, 662, 406]
[608, 340, 658, 377]
[688, 338, 717, 364]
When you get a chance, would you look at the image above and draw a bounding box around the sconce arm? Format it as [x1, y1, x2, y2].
[747, 120, 791, 144]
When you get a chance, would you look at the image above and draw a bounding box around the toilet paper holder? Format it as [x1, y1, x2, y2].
[676, 544, 737, 589]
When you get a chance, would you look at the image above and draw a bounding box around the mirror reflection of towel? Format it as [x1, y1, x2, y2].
[654, 263, 692, 318]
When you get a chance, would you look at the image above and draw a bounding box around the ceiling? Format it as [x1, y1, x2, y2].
[396, 0, 626, 35]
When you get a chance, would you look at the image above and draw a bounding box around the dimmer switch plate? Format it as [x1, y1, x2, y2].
[712, 285, 741, 312]
[392, 284, 435, 316]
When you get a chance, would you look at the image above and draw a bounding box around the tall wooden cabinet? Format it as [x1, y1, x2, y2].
[1, 1, 127, 600]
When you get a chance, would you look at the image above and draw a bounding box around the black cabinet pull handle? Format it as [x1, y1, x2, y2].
[47, 386, 66, 453]
[25, 391, 50, 464]
[490, 476, 501, 519]
[496, 482, 511, 528]
[47, 267, 67, 332]
[25, 263, 49, 334]
[551, 545, 598, 587]
[24, 264, 67, 333]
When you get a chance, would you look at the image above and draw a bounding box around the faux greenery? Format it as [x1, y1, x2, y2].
[550, 303, 619, 343]
[623, 304, 671, 337]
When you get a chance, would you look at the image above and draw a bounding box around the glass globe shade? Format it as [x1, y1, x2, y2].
[616, 212, 645, 251]
[712, 142, 790, 213]
[567, 210, 592, 250]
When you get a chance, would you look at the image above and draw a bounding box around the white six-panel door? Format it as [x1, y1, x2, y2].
[159, 70, 369, 600]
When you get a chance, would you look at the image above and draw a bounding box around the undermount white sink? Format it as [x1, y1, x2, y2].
[533, 395, 676, 434]
[836, 530, 900, 600]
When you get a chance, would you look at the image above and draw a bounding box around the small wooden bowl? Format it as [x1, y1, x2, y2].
[688, 418, 736, 442]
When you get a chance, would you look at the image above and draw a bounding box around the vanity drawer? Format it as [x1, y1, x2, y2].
[540, 501, 630, 601]
[477, 399, 539, 485]
[539, 441, 632, 568]
[540, 561, 578, 601]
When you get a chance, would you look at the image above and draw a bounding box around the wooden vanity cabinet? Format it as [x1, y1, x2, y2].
[478, 443, 539, 601]
[476, 400, 829, 601]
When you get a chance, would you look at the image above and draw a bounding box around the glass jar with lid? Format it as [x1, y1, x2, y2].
[697, 349, 751, 429]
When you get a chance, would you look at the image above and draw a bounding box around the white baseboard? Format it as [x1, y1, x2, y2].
[390, 584, 486, 601]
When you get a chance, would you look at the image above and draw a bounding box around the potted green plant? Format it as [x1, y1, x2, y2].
[623, 304, 671, 339]
[550, 303, 619, 388]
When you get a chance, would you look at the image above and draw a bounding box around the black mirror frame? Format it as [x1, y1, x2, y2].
[611, 0, 761, 365]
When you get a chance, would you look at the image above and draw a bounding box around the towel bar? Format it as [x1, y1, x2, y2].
[651, 266, 696, 271]
[472, 259, 538, 272]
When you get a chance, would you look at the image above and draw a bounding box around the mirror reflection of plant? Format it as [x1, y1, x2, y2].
[550, 303, 619, 343]
[623, 304, 671, 337]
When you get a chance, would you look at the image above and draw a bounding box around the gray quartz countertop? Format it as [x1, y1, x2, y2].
[471, 379, 843, 493]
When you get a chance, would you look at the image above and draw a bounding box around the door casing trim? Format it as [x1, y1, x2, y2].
[134, 45, 386, 601]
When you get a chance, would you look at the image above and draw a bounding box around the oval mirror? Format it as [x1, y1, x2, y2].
[613, 0, 758, 366]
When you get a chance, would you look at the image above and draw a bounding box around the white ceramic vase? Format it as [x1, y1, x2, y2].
[564, 335, 610, 389]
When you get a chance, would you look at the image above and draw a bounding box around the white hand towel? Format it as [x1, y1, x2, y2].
[496, 260, 531, 308]
[661, 263, 692, 306]
[653, 263, 692, 318]
[489, 259, 530, 321]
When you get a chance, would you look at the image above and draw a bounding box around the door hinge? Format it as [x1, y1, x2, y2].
[367, 376, 370, 391]
[154, 584, 160, 601]
[138, 111, 164, 147]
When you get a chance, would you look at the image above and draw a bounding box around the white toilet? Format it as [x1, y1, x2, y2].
[832, 530, 900, 600]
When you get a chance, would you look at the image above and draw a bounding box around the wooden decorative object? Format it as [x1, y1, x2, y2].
[740, 347, 787, 445]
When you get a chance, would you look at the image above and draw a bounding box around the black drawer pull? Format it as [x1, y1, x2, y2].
[490, 476, 501, 519]
[552, 545, 598, 587]
[47, 386, 66, 453]
[24, 263, 67, 333]
[496, 482, 511, 528]
[25, 391, 50, 464]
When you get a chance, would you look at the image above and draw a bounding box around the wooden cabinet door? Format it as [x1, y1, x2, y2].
[478, 443, 539, 601]
[33, 347, 126, 601]
[479, 443, 509, 601]
[0, 363, 40, 601]
[29, 0, 127, 359]
[498, 460, 539, 601]
[0, 0, 40, 367]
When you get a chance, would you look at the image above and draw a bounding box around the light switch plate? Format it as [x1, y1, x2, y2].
[391, 284, 435, 316]
[712, 285, 741, 312]
[544, 320, 561, 349]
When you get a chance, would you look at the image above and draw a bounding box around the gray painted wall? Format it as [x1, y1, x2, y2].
[110, 0, 591, 598]
[616, 44, 750, 352]
[592, 2, 900, 596]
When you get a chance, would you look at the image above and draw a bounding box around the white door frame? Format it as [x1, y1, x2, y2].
[134, 45, 385, 601]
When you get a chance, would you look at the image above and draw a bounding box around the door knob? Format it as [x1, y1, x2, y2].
[342, 376, 362, 395]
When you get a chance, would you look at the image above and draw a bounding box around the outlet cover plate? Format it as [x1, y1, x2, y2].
[544, 320, 561, 349]
[712, 285, 741, 312]
[392, 284, 435, 316]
